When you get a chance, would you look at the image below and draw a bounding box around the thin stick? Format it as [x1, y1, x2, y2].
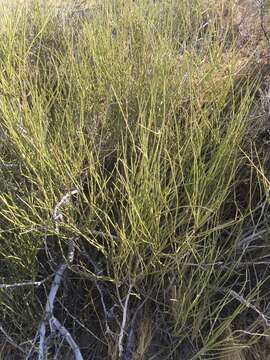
[237, 229, 267, 250]
[38, 242, 75, 360]
[258, 0, 270, 42]
[25, 328, 40, 360]
[51, 317, 83, 360]
[228, 289, 270, 327]
[38, 322, 46, 360]
[0, 163, 18, 169]
[45, 264, 67, 319]
[53, 189, 78, 233]
[80, 243, 114, 336]
[37, 190, 82, 360]
[56, 299, 106, 344]
[118, 284, 133, 359]
[123, 297, 147, 360]
[0, 279, 46, 289]
[0, 324, 26, 354]
[91, 230, 118, 240]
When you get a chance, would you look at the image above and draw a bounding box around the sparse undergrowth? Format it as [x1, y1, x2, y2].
[1, 0, 270, 359]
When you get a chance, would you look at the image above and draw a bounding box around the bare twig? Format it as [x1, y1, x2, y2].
[91, 230, 118, 240]
[0, 163, 19, 169]
[38, 242, 76, 360]
[38, 322, 46, 360]
[183, 261, 227, 270]
[118, 284, 133, 359]
[0, 324, 26, 354]
[25, 327, 41, 360]
[80, 242, 115, 336]
[53, 189, 78, 233]
[45, 263, 68, 319]
[0, 278, 47, 289]
[0, 277, 49, 357]
[51, 317, 83, 360]
[123, 297, 147, 360]
[38, 260, 70, 358]
[227, 289, 270, 327]
[257, 0, 270, 42]
[56, 299, 106, 344]
[36, 189, 83, 360]
[236, 228, 267, 251]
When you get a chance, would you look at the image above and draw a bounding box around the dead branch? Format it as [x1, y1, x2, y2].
[56, 299, 106, 344]
[91, 230, 118, 240]
[38, 322, 46, 360]
[25, 325, 42, 360]
[37, 262, 68, 360]
[236, 229, 267, 251]
[37, 241, 80, 359]
[0, 278, 47, 289]
[228, 289, 270, 327]
[51, 317, 83, 360]
[0, 324, 26, 355]
[118, 284, 133, 359]
[0, 163, 19, 169]
[36, 190, 83, 360]
[257, 0, 270, 42]
[123, 297, 147, 360]
[80, 242, 116, 337]
[45, 263, 67, 319]
[53, 189, 78, 233]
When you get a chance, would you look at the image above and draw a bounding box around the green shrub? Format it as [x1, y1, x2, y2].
[0, 1, 269, 359]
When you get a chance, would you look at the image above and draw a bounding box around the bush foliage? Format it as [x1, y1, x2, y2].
[1, 0, 270, 359]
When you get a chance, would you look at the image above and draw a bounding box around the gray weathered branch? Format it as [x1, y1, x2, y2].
[36, 189, 83, 360]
